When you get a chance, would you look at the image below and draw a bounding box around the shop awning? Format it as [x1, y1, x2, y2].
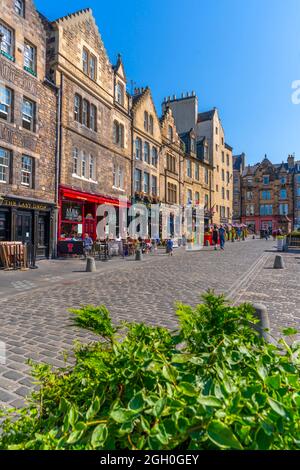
[59, 186, 131, 208]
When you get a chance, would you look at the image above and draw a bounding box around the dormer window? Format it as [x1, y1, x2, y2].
[190, 138, 196, 153]
[116, 82, 124, 106]
[263, 175, 270, 185]
[15, 0, 25, 17]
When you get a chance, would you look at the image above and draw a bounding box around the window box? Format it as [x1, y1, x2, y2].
[0, 50, 15, 62]
[24, 66, 37, 77]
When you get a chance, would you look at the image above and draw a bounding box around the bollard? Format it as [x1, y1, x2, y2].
[135, 248, 143, 261]
[86, 257, 96, 272]
[252, 303, 273, 344]
[273, 255, 284, 269]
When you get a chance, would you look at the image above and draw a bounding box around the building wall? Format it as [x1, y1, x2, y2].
[161, 94, 198, 135]
[0, 0, 56, 203]
[294, 164, 300, 230]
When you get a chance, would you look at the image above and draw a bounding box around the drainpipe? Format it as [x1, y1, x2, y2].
[52, 73, 62, 258]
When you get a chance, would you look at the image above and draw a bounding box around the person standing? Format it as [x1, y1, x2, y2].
[83, 233, 93, 258]
[212, 225, 219, 250]
[166, 238, 174, 256]
[219, 225, 226, 250]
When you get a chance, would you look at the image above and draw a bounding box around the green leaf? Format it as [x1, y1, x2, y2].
[86, 397, 101, 420]
[67, 430, 84, 444]
[198, 396, 223, 408]
[179, 382, 198, 397]
[267, 398, 287, 417]
[207, 420, 243, 450]
[153, 398, 166, 417]
[68, 406, 78, 427]
[176, 415, 189, 433]
[110, 408, 133, 423]
[282, 327, 298, 336]
[128, 392, 145, 411]
[266, 375, 281, 390]
[257, 363, 268, 381]
[91, 424, 108, 448]
[255, 427, 274, 450]
[162, 365, 177, 383]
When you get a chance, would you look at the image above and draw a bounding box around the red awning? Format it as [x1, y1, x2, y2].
[59, 186, 130, 208]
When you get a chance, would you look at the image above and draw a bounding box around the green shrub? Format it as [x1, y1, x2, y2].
[0, 292, 299, 450]
[289, 231, 300, 238]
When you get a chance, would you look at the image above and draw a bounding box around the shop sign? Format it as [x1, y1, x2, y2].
[1, 199, 49, 210]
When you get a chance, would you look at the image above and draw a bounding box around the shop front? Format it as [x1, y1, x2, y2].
[58, 186, 130, 252]
[0, 196, 55, 259]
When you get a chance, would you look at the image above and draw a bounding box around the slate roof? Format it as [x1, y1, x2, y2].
[197, 109, 216, 123]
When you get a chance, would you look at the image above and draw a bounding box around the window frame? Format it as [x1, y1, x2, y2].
[15, 0, 25, 17]
[0, 85, 13, 122]
[0, 22, 14, 58]
[144, 141, 150, 164]
[22, 97, 35, 132]
[24, 40, 37, 75]
[21, 155, 33, 187]
[0, 147, 10, 183]
[143, 171, 150, 193]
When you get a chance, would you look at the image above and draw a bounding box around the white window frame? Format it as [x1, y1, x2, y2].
[24, 41, 36, 72]
[0, 22, 13, 57]
[21, 155, 33, 187]
[0, 85, 12, 122]
[22, 98, 35, 131]
[0, 147, 10, 183]
[15, 0, 24, 16]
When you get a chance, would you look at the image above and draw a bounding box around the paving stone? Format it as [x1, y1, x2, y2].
[3, 371, 25, 381]
[0, 389, 16, 403]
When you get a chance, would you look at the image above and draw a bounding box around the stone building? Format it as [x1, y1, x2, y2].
[241, 155, 295, 234]
[197, 109, 233, 225]
[294, 159, 300, 230]
[0, 0, 57, 258]
[232, 153, 246, 223]
[45, 8, 132, 244]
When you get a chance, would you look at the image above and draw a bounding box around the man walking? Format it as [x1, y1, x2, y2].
[219, 225, 226, 250]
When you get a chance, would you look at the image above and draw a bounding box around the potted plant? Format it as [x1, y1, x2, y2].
[276, 235, 285, 251]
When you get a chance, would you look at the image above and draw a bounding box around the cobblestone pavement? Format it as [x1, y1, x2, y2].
[0, 238, 299, 408]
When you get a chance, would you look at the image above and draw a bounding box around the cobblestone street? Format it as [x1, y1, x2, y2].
[0, 238, 299, 408]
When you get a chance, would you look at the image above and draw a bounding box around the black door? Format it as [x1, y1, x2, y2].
[16, 211, 32, 244]
[37, 214, 49, 258]
[0, 210, 10, 241]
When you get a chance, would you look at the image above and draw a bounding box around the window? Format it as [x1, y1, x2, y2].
[217, 165, 219, 172]
[226, 190, 230, 200]
[0, 147, 10, 183]
[216, 127, 218, 135]
[0, 85, 13, 122]
[227, 207, 230, 219]
[113, 164, 117, 187]
[115, 82, 124, 106]
[226, 171, 230, 184]
[143, 172, 150, 193]
[82, 48, 97, 80]
[167, 154, 176, 173]
[191, 138, 196, 153]
[113, 121, 124, 147]
[74, 94, 81, 122]
[281, 176, 287, 184]
[247, 191, 253, 200]
[204, 145, 209, 161]
[215, 144, 218, 152]
[205, 194, 209, 209]
[15, 0, 25, 16]
[187, 159, 192, 178]
[297, 187, 300, 197]
[222, 151, 224, 163]
[222, 187, 225, 199]
[205, 168, 209, 185]
[297, 175, 300, 184]
[263, 175, 270, 185]
[144, 142, 150, 163]
[82, 99, 89, 127]
[151, 147, 158, 167]
[21, 155, 33, 187]
[168, 125, 173, 142]
[187, 189, 192, 205]
[81, 152, 87, 178]
[90, 104, 97, 131]
[82, 48, 88, 75]
[216, 184, 219, 192]
[0, 23, 14, 58]
[246, 204, 255, 216]
[24, 41, 36, 74]
[247, 177, 253, 185]
[261, 190, 271, 200]
[22, 98, 35, 131]
[113, 164, 124, 189]
[280, 189, 287, 199]
[260, 204, 273, 216]
[135, 138, 142, 160]
[279, 204, 288, 215]
[144, 111, 148, 132]
[220, 206, 225, 218]
[195, 163, 200, 181]
[134, 168, 142, 192]
[168, 183, 177, 204]
[72, 148, 79, 175]
[221, 138, 224, 145]
[118, 166, 124, 189]
[195, 192, 200, 205]
[151, 175, 157, 196]
[89, 54, 96, 80]
[227, 154, 230, 166]
[149, 115, 154, 135]
[89, 155, 95, 180]
[222, 169, 225, 181]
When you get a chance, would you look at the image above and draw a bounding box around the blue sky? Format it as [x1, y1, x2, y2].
[35, 0, 300, 165]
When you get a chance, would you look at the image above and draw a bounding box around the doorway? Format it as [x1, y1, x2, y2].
[16, 211, 33, 244]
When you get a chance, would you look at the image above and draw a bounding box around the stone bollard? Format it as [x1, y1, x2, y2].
[252, 303, 273, 344]
[135, 248, 143, 261]
[86, 257, 96, 272]
[273, 255, 284, 269]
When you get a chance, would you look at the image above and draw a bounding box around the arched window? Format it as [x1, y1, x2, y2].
[144, 142, 150, 163]
[72, 148, 79, 175]
[135, 137, 142, 159]
[149, 115, 154, 134]
[144, 111, 149, 131]
[116, 82, 124, 106]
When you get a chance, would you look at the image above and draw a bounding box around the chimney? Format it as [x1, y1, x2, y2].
[173, 94, 176, 100]
[192, 90, 195, 96]
[134, 87, 140, 95]
[287, 154, 295, 169]
[186, 92, 189, 97]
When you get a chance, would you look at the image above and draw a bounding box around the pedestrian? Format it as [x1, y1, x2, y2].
[219, 225, 226, 250]
[264, 229, 269, 241]
[166, 238, 174, 256]
[83, 233, 93, 258]
[212, 225, 219, 250]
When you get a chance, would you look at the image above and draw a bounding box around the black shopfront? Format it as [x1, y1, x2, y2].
[0, 196, 55, 259]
